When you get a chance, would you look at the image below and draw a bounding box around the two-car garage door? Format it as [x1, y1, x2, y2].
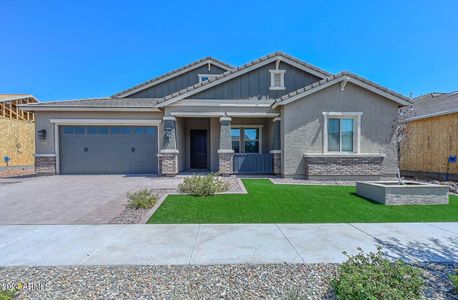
[59, 126, 158, 174]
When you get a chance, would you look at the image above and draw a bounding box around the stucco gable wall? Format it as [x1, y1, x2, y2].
[282, 82, 399, 177]
[189, 61, 321, 100]
[127, 64, 226, 98]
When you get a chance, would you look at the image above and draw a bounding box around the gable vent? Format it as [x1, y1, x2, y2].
[269, 70, 286, 90]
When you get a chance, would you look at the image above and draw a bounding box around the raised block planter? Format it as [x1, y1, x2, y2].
[356, 181, 449, 205]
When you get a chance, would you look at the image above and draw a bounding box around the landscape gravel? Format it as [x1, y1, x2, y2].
[109, 176, 242, 224]
[270, 178, 356, 186]
[0, 263, 456, 299]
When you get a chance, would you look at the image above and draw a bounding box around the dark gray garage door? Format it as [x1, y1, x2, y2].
[59, 126, 158, 174]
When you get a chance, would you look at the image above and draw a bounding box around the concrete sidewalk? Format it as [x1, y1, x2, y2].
[0, 223, 457, 266]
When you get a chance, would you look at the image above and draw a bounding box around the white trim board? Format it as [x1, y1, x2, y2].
[19, 106, 161, 112]
[157, 55, 329, 108]
[49, 119, 162, 126]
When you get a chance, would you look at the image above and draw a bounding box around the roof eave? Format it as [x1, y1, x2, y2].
[18, 105, 161, 112]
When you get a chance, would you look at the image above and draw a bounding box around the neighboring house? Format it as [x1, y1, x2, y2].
[0, 94, 38, 168]
[401, 91, 458, 180]
[21, 52, 411, 179]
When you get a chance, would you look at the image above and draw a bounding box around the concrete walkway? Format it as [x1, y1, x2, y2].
[0, 223, 457, 266]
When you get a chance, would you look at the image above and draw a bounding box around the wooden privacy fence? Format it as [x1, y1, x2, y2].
[233, 153, 273, 174]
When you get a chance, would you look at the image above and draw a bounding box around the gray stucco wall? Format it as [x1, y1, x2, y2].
[35, 111, 163, 155]
[189, 61, 321, 100]
[127, 64, 226, 98]
[282, 82, 399, 177]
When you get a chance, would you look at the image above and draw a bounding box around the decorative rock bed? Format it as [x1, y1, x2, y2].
[356, 181, 449, 205]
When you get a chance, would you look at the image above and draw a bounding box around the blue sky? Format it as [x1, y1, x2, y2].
[1, 0, 457, 101]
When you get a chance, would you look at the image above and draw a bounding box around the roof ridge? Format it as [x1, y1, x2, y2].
[156, 51, 332, 105]
[112, 57, 234, 98]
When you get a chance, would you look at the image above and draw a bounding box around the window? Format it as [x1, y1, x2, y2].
[231, 126, 262, 153]
[323, 112, 362, 153]
[87, 127, 98, 134]
[63, 127, 85, 134]
[269, 70, 286, 90]
[198, 74, 218, 83]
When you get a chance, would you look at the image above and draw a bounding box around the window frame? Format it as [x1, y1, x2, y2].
[231, 125, 263, 154]
[322, 112, 362, 154]
[198, 74, 218, 83]
[269, 70, 286, 90]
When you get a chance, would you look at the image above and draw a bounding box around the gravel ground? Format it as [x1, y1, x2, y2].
[0, 263, 456, 299]
[270, 178, 356, 186]
[109, 177, 242, 224]
[404, 177, 458, 194]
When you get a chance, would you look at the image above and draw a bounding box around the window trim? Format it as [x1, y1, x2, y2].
[322, 112, 362, 154]
[198, 74, 218, 83]
[231, 125, 263, 154]
[269, 70, 286, 90]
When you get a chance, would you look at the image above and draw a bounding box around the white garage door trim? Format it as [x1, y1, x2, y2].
[49, 119, 161, 174]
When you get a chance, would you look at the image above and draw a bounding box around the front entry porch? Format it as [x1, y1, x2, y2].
[157, 114, 281, 176]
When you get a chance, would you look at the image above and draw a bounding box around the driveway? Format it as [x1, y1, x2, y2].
[0, 223, 456, 266]
[0, 175, 182, 224]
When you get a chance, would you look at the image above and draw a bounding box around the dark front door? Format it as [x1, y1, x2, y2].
[190, 129, 207, 169]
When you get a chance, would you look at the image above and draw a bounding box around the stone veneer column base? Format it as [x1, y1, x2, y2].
[158, 151, 178, 176]
[270, 150, 282, 176]
[218, 150, 234, 176]
[304, 154, 385, 180]
[35, 156, 56, 175]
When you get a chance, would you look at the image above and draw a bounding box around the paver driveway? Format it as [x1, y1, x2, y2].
[0, 175, 182, 224]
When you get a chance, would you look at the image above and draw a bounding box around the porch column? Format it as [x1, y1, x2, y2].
[218, 116, 234, 175]
[270, 117, 282, 175]
[158, 116, 179, 176]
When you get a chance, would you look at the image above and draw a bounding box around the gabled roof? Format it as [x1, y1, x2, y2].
[406, 91, 458, 121]
[112, 57, 234, 98]
[272, 72, 412, 108]
[0, 94, 38, 103]
[19, 97, 161, 112]
[155, 52, 332, 107]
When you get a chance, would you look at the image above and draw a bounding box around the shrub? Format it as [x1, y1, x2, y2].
[0, 288, 17, 300]
[451, 270, 458, 291]
[127, 189, 158, 209]
[178, 173, 229, 196]
[332, 246, 424, 300]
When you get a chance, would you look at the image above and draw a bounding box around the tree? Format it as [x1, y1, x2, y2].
[392, 106, 413, 184]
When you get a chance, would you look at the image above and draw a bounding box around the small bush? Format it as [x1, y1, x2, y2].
[332, 246, 424, 300]
[451, 270, 458, 291]
[178, 173, 229, 196]
[0, 288, 17, 300]
[127, 189, 158, 209]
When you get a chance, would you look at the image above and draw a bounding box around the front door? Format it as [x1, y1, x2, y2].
[190, 129, 207, 169]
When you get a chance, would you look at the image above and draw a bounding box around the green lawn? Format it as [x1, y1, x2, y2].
[148, 179, 458, 224]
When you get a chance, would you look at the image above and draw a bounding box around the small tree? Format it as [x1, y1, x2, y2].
[392, 106, 413, 184]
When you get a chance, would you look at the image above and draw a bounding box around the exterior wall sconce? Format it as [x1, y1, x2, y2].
[38, 130, 46, 140]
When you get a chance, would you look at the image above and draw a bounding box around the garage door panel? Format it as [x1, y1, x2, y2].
[60, 126, 158, 174]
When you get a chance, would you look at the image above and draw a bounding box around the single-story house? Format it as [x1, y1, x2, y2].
[0, 94, 38, 169]
[401, 91, 458, 180]
[21, 52, 411, 179]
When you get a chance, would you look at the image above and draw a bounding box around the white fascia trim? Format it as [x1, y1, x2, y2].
[272, 76, 411, 108]
[19, 106, 161, 112]
[217, 149, 235, 154]
[169, 112, 225, 118]
[170, 99, 275, 107]
[34, 154, 57, 157]
[160, 149, 179, 154]
[407, 109, 457, 121]
[49, 119, 162, 126]
[322, 112, 363, 116]
[118, 60, 231, 98]
[158, 56, 328, 108]
[226, 112, 280, 118]
[304, 153, 386, 158]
